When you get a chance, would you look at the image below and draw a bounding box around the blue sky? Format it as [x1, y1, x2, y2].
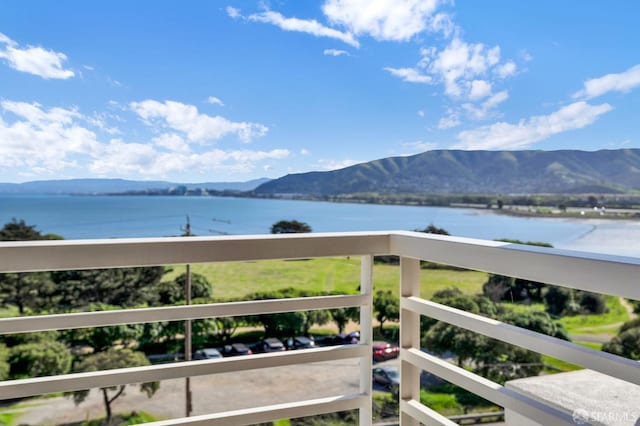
[0, 1, 639, 183]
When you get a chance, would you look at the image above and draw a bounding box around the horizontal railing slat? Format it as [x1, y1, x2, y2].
[402, 295, 640, 386]
[145, 394, 368, 426]
[0, 294, 369, 334]
[399, 399, 458, 426]
[402, 348, 575, 426]
[0, 345, 368, 399]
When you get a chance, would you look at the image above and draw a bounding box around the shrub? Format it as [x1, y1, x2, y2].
[8, 341, 72, 379]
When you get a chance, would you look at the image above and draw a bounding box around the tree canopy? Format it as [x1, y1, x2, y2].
[0, 219, 59, 313]
[71, 348, 159, 421]
[373, 290, 399, 333]
[270, 220, 312, 234]
[603, 318, 640, 360]
[8, 341, 72, 379]
[424, 288, 565, 382]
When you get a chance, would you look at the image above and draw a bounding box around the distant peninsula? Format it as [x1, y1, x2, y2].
[0, 178, 271, 195]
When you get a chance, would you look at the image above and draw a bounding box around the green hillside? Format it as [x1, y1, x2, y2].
[255, 149, 640, 195]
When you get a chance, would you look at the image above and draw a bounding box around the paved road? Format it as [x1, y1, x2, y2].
[17, 357, 399, 425]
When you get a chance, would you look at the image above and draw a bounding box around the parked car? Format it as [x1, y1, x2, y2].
[314, 335, 344, 347]
[372, 366, 400, 392]
[285, 336, 316, 350]
[257, 338, 286, 353]
[372, 341, 400, 362]
[193, 348, 223, 360]
[315, 332, 359, 347]
[219, 343, 252, 357]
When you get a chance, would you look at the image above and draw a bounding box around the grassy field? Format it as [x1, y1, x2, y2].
[558, 295, 629, 335]
[163, 257, 488, 300]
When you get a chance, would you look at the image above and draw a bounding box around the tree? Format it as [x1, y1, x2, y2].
[84, 323, 142, 353]
[71, 348, 159, 422]
[373, 290, 399, 333]
[415, 224, 449, 235]
[482, 274, 513, 303]
[577, 291, 606, 314]
[330, 307, 359, 334]
[51, 266, 164, 311]
[602, 327, 640, 360]
[0, 345, 10, 381]
[543, 285, 572, 316]
[8, 341, 72, 379]
[270, 220, 312, 234]
[602, 318, 640, 360]
[423, 290, 490, 367]
[0, 219, 59, 314]
[0, 218, 44, 240]
[154, 272, 212, 305]
[423, 289, 562, 379]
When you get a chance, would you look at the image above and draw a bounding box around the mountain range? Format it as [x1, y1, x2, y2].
[0, 178, 271, 194]
[254, 149, 640, 195]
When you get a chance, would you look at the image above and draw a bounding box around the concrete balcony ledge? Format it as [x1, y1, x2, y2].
[505, 369, 640, 426]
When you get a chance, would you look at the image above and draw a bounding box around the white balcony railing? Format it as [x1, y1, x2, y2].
[0, 231, 639, 425]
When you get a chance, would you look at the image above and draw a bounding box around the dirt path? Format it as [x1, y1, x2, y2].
[619, 296, 638, 320]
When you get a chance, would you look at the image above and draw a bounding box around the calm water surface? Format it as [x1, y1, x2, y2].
[1, 195, 638, 257]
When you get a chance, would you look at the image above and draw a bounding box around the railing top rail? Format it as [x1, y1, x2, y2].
[391, 231, 640, 300]
[0, 231, 392, 272]
[2, 230, 639, 298]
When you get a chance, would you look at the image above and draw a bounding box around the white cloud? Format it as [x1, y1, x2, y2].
[206, 96, 225, 106]
[427, 37, 501, 98]
[437, 110, 460, 129]
[300, 148, 311, 155]
[462, 90, 509, 120]
[90, 143, 290, 177]
[0, 32, 74, 79]
[468, 80, 492, 100]
[318, 158, 360, 170]
[130, 99, 268, 143]
[384, 67, 432, 83]
[226, 6, 241, 19]
[0, 101, 99, 170]
[401, 141, 437, 153]
[248, 10, 359, 48]
[494, 61, 517, 78]
[322, 0, 440, 42]
[417, 110, 425, 117]
[455, 101, 613, 150]
[574, 64, 640, 99]
[388, 36, 513, 104]
[152, 133, 191, 153]
[426, 12, 458, 38]
[323, 48, 349, 56]
[520, 49, 533, 62]
[0, 100, 289, 179]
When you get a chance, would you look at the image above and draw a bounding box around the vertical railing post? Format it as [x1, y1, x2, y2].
[185, 263, 193, 416]
[400, 257, 420, 426]
[359, 255, 373, 426]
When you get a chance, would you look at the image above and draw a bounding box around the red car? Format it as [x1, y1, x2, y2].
[372, 341, 400, 362]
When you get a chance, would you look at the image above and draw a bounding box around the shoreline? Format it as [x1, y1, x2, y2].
[488, 205, 640, 221]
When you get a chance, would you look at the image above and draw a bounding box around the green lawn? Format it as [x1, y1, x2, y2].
[164, 258, 488, 300]
[559, 295, 629, 335]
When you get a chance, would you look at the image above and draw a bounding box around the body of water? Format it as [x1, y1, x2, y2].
[1, 194, 638, 258]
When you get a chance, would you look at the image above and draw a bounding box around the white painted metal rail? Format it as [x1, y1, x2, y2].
[0, 231, 638, 425]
